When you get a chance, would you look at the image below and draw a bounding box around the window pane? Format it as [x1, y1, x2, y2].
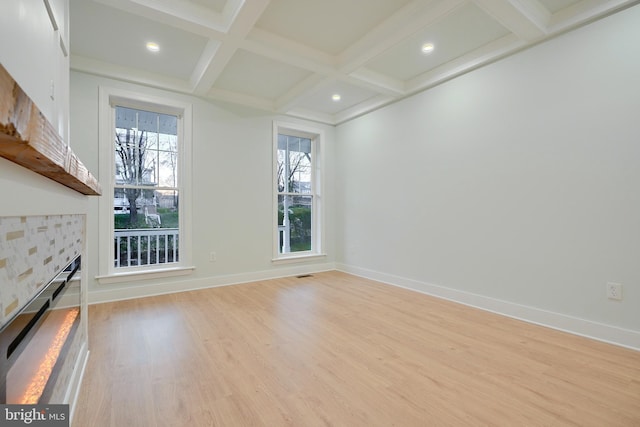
[158, 114, 178, 136]
[277, 134, 312, 194]
[113, 106, 180, 269]
[114, 128, 148, 185]
[278, 195, 312, 254]
[113, 188, 140, 230]
[277, 150, 287, 192]
[146, 129, 158, 150]
[113, 188, 130, 224]
[158, 151, 178, 187]
[115, 107, 137, 130]
[289, 150, 311, 194]
[159, 132, 177, 152]
[143, 150, 158, 186]
[136, 110, 159, 133]
[157, 189, 179, 212]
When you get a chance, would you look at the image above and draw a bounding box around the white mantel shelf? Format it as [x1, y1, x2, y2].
[0, 64, 101, 196]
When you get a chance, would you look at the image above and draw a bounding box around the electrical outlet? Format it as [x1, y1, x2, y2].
[209, 252, 216, 262]
[606, 282, 622, 301]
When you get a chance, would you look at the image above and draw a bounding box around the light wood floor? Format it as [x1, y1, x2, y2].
[73, 272, 640, 426]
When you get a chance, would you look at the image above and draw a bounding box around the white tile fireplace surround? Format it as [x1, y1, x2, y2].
[0, 215, 83, 325]
[0, 215, 85, 404]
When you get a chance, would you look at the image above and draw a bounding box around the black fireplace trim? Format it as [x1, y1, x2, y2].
[1, 256, 81, 359]
[7, 300, 50, 359]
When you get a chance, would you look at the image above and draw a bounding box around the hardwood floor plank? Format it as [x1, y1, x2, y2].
[73, 272, 640, 426]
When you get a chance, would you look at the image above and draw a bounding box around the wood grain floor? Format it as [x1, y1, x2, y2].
[72, 271, 640, 426]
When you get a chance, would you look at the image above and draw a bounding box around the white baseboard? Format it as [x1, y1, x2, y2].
[336, 263, 640, 352]
[67, 343, 89, 426]
[88, 262, 336, 305]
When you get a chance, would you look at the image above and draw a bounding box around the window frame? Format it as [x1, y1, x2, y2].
[272, 121, 325, 262]
[96, 87, 194, 283]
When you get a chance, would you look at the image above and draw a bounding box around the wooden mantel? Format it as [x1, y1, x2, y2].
[0, 64, 101, 195]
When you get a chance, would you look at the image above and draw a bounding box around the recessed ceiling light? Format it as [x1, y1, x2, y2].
[332, 94, 341, 102]
[146, 42, 160, 52]
[421, 43, 434, 54]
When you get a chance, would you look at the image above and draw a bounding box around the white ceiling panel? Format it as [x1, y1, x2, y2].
[295, 80, 381, 115]
[69, 0, 636, 125]
[365, 2, 510, 81]
[255, 0, 413, 55]
[213, 49, 312, 100]
[70, 0, 208, 80]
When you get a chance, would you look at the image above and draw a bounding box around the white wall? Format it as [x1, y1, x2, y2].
[0, 0, 70, 142]
[0, 159, 89, 217]
[0, 0, 77, 207]
[70, 71, 337, 302]
[335, 5, 640, 346]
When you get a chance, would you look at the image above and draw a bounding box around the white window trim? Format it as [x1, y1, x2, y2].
[95, 266, 195, 284]
[272, 120, 325, 262]
[97, 87, 194, 283]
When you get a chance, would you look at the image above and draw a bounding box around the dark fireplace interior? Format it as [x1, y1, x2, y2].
[0, 255, 81, 404]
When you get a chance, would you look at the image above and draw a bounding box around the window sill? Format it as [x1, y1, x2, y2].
[271, 253, 327, 265]
[96, 266, 195, 284]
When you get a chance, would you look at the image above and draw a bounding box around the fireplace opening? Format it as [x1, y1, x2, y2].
[0, 255, 81, 404]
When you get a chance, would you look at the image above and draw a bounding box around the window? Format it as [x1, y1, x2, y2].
[97, 88, 193, 283]
[113, 107, 179, 268]
[273, 122, 323, 260]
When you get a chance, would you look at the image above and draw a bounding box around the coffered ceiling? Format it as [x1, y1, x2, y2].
[70, 0, 636, 125]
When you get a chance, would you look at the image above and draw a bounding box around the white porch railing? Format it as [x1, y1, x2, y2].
[114, 228, 179, 267]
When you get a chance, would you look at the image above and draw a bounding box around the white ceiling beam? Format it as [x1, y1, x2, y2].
[222, 0, 246, 24]
[243, 27, 407, 112]
[191, 0, 272, 95]
[190, 39, 222, 92]
[471, 0, 550, 41]
[191, 40, 238, 95]
[92, 0, 227, 38]
[338, 0, 466, 74]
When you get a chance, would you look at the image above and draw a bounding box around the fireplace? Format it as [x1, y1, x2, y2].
[0, 255, 81, 404]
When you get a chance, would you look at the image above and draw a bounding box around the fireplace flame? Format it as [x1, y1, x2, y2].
[20, 308, 80, 404]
